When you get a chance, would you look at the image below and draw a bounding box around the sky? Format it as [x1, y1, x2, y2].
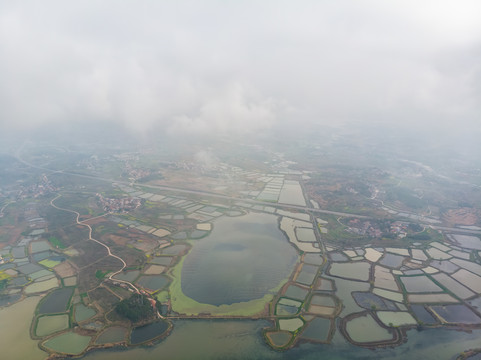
[0, 0, 480, 137]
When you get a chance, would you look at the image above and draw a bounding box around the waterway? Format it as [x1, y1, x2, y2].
[0, 296, 47, 360]
[79, 319, 481, 360]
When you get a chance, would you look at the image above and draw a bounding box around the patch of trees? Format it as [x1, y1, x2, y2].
[386, 187, 425, 209]
[351, 181, 371, 197]
[406, 232, 431, 241]
[137, 172, 164, 183]
[408, 223, 423, 232]
[115, 293, 155, 322]
[0, 279, 8, 290]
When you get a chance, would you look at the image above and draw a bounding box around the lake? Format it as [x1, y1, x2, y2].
[181, 213, 298, 305]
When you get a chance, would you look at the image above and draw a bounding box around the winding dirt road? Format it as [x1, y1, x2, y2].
[50, 195, 139, 293]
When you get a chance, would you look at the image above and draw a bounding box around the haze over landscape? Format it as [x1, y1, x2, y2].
[1, 1, 481, 359]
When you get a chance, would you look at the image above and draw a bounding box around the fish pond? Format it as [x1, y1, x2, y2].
[430, 304, 481, 324]
[296, 264, 319, 285]
[345, 313, 394, 344]
[63, 320, 481, 360]
[130, 320, 170, 345]
[35, 314, 69, 336]
[284, 284, 309, 301]
[75, 304, 96, 322]
[113, 270, 140, 283]
[95, 327, 128, 344]
[329, 262, 370, 281]
[136, 275, 170, 291]
[265, 330, 292, 348]
[43, 331, 91, 355]
[38, 287, 73, 314]
[24, 277, 58, 294]
[300, 317, 331, 342]
[150, 256, 174, 266]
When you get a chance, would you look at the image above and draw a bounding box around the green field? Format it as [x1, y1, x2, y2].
[48, 237, 66, 249]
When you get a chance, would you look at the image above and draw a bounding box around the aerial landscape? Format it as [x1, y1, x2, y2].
[1, 1, 481, 359]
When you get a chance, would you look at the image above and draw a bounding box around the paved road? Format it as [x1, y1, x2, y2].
[16, 153, 370, 219]
[16, 152, 481, 235]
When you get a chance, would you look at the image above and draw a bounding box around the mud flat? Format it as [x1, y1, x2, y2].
[431, 273, 475, 299]
[329, 262, 370, 281]
[426, 248, 452, 260]
[152, 229, 171, 238]
[411, 249, 428, 261]
[376, 311, 417, 327]
[63, 276, 77, 286]
[408, 294, 458, 303]
[265, 330, 292, 348]
[296, 227, 316, 242]
[278, 317, 304, 332]
[278, 181, 306, 206]
[451, 269, 481, 293]
[343, 313, 397, 345]
[400, 276, 443, 293]
[374, 266, 399, 291]
[24, 277, 59, 294]
[364, 248, 383, 262]
[373, 288, 404, 302]
[280, 217, 320, 253]
[35, 314, 69, 336]
[95, 326, 128, 344]
[450, 258, 481, 276]
[144, 264, 166, 275]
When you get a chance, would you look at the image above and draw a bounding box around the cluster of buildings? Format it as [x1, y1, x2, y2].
[347, 219, 383, 238]
[389, 221, 409, 238]
[125, 166, 152, 181]
[96, 194, 141, 213]
[17, 174, 57, 200]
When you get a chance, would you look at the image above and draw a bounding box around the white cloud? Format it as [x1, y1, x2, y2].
[0, 0, 479, 135]
[168, 83, 276, 136]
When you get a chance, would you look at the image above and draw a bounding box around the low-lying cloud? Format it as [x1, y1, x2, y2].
[0, 0, 480, 136]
